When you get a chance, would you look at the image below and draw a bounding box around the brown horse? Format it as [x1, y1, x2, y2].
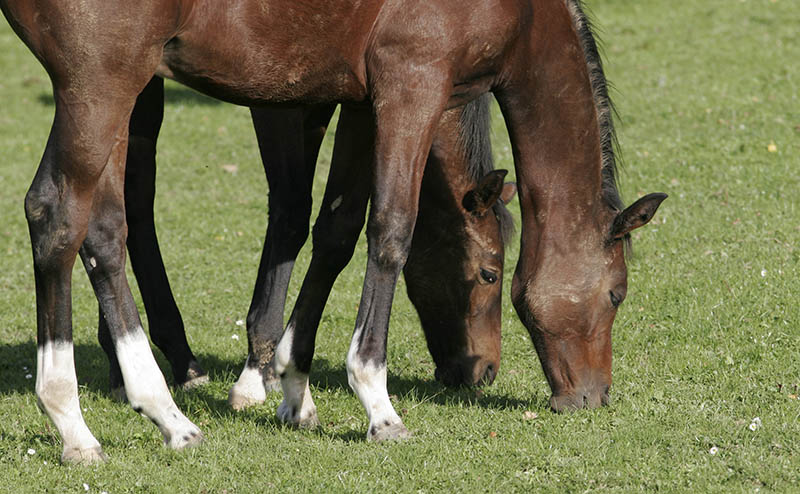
[2, 0, 665, 462]
[107, 87, 513, 410]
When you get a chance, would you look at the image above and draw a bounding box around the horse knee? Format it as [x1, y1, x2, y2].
[366, 211, 415, 270]
[25, 186, 84, 271]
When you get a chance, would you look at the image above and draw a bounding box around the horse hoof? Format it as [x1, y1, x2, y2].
[110, 386, 128, 403]
[166, 428, 204, 450]
[276, 400, 319, 429]
[180, 361, 208, 389]
[181, 374, 209, 390]
[61, 446, 108, 465]
[367, 421, 412, 442]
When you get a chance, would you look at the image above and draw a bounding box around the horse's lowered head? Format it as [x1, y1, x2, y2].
[405, 169, 516, 387]
[513, 192, 667, 411]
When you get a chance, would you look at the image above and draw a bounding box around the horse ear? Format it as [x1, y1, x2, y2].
[463, 170, 508, 216]
[609, 192, 668, 240]
[500, 182, 517, 205]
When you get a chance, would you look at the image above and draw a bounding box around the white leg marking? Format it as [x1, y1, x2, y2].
[36, 341, 106, 463]
[228, 355, 267, 411]
[115, 330, 202, 449]
[274, 325, 319, 427]
[346, 328, 410, 441]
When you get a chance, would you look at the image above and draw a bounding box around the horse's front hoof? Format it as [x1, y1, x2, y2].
[277, 400, 319, 429]
[367, 421, 412, 442]
[61, 446, 108, 465]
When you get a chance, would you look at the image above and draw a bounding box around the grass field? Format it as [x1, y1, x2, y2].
[1, 0, 798, 492]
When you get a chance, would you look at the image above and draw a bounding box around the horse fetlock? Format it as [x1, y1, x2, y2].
[273, 324, 294, 376]
[277, 364, 318, 428]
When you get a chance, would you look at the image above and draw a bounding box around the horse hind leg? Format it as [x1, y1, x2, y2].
[79, 110, 202, 451]
[124, 76, 207, 389]
[228, 104, 334, 410]
[97, 76, 208, 400]
[273, 105, 373, 427]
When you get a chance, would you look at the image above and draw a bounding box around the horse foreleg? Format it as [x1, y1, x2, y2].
[80, 114, 202, 452]
[228, 104, 335, 410]
[28, 93, 140, 463]
[346, 79, 448, 441]
[274, 105, 373, 427]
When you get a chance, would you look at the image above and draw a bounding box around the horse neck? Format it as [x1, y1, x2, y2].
[510, 2, 610, 247]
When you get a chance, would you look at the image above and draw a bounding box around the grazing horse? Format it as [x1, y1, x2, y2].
[107, 89, 513, 409]
[1, 0, 665, 462]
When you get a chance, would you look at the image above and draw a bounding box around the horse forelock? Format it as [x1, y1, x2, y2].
[458, 94, 515, 244]
[564, 0, 624, 215]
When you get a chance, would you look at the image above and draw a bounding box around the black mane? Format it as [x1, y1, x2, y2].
[567, 0, 624, 213]
[458, 94, 515, 243]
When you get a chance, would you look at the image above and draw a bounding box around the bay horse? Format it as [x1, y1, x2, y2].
[107, 88, 513, 410]
[1, 0, 665, 462]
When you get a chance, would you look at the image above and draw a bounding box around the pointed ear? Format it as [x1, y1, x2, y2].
[500, 182, 517, 205]
[609, 192, 668, 240]
[463, 169, 508, 216]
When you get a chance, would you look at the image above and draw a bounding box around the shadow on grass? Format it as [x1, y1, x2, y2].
[1, 342, 531, 411]
[36, 86, 222, 108]
[1, 342, 538, 444]
[307, 357, 531, 412]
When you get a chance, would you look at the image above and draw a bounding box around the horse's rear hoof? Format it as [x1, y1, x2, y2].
[180, 361, 209, 389]
[61, 446, 108, 465]
[367, 421, 412, 442]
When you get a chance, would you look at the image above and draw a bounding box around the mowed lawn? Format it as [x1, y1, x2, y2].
[1, 0, 798, 492]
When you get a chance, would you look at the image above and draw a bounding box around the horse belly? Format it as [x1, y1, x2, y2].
[159, 43, 365, 106]
[157, 1, 372, 106]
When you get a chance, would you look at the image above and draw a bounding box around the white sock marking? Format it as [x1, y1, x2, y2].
[275, 324, 318, 425]
[115, 329, 201, 448]
[229, 355, 267, 408]
[346, 327, 403, 436]
[36, 341, 102, 457]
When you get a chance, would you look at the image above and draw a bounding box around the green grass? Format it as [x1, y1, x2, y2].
[1, 0, 798, 492]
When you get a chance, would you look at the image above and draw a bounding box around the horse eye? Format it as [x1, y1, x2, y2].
[480, 268, 498, 284]
[609, 290, 623, 308]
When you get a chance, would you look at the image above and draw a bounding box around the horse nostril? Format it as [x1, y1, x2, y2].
[582, 394, 588, 408]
